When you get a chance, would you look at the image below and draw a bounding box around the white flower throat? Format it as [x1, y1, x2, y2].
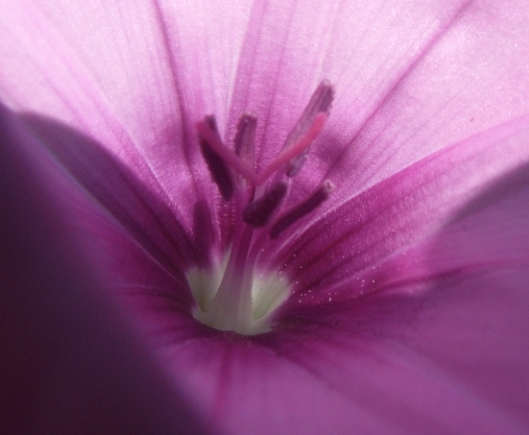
[188, 81, 334, 335]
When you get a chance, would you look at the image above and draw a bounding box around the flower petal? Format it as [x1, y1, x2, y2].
[316, 0, 529, 197]
[0, 0, 250, 230]
[0, 105, 209, 434]
[256, 115, 529, 430]
[154, 300, 527, 434]
[21, 113, 203, 273]
[220, 0, 529, 208]
[272, 115, 529, 300]
[160, 336, 407, 435]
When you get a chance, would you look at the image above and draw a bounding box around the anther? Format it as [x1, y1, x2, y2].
[284, 80, 334, 177]
[196, 118, 259, 185]
[234, 114, 257, 166]
[243, 181, 288, 227]
[270, 180, 335, 239]
[198, 116, 235, 200]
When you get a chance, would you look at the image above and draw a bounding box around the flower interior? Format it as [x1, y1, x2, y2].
[189, 81, 334, 335]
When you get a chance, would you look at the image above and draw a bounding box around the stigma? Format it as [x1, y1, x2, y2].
[189, 80, 334, 335]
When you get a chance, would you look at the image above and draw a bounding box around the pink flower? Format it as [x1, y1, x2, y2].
[2, 0, 529, 433]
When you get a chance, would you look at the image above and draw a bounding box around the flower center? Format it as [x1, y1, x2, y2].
[189, 81, 334, 335]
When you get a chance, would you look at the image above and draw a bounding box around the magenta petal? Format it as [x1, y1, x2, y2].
[160, 338, 406, 434]
[22, 114, 206, 272]
[273, 116, 529, 300]
[0, 106, 209, 434]
[220, 0, 529, 202]
[271, 264, 529, 430]
[146, 291, 529, 435]
[267, 309, 528, 434]
[0, 1, 249, 229]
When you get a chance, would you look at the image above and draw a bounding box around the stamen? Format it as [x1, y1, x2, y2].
[284, 80, 334, 177]
[198, 116, 235, 200]
[270, 180, 335, 239]
[196, 118, 260, 185]
[243, 181, 287, 227]
[257, 113, 328, 184]
[191, 80, 336, 335]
